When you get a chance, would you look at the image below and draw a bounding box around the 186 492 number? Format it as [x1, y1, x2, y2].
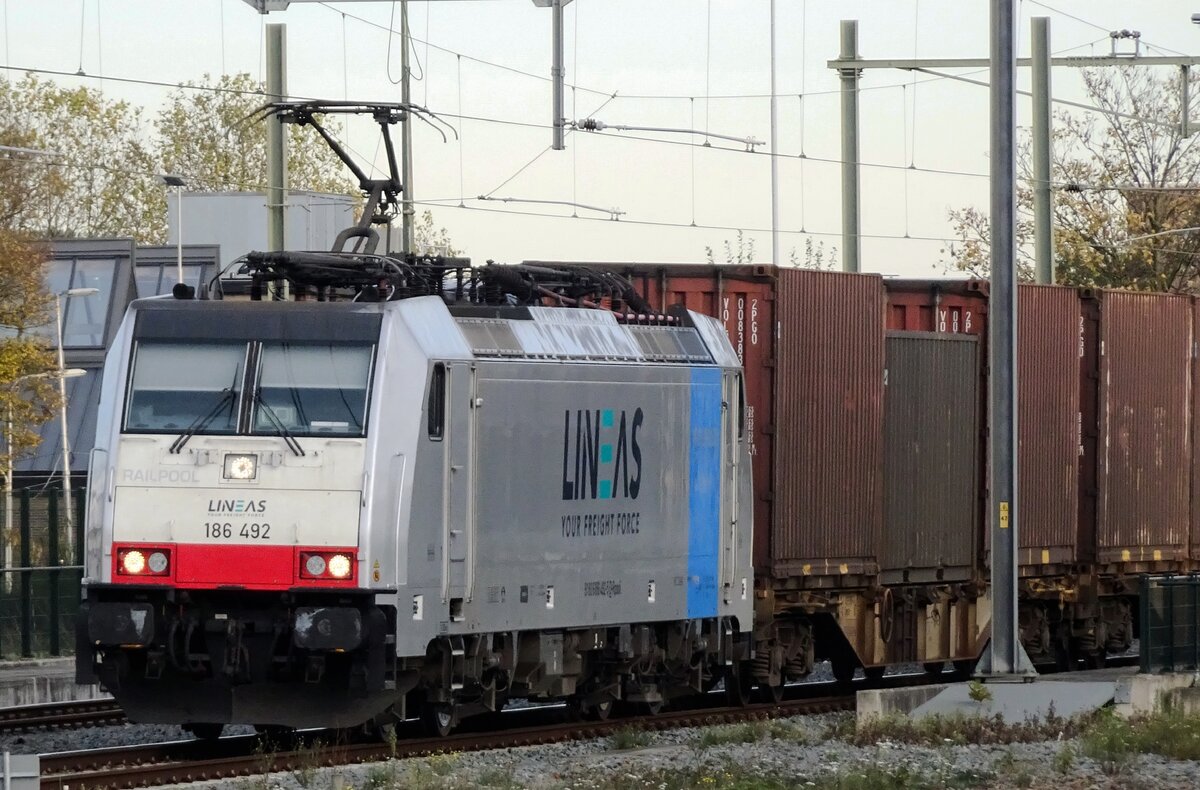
[204, 522, 271, 540]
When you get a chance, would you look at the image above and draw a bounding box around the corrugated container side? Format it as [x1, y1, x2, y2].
[1097, 291, 1192, 566]
[592, 265, 778, 571]
[1017, 285, 1083, 568]
[1194, 298, 1200, 561]
[882, 332, 980, 583]
[772, 269, 885, 578]
[884, 280, 989, 337]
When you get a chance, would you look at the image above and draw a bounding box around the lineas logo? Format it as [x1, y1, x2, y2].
[561, 408, 644, 501]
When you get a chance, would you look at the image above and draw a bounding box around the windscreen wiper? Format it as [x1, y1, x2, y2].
[253, 391, 306, 457]
[169, 388, 237, 454]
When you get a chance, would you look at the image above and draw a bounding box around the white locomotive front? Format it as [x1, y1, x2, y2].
[77, 266, 755, 738]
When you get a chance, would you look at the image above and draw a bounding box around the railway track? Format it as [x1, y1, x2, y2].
[38, 689, 855, 789]
[27, 658, 1142, 788]
[0, 699, 125, 734]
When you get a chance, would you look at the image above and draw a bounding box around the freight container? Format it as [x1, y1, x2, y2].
[1095, 290, 1192, 569]
[884, 279, 988, 336]
[882, 281, 1087, 573]
[882, 332, 981, 584]
[772, 270, 885, 580]
[544, 263, 887, 583]
[1017, 285, 1087, 571]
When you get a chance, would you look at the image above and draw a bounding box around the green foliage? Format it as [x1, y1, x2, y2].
[847, 709, 1085, 748]
[694, 721, 768, 748]
[608, 726, 653, 750]
[1080, 707, 1200, 775]
[1053, 743, 1076, 774]
[0, 230, 59, 479]
[947, 67, 1200, 293]
[0, 74, 159, 241]
[967, 680, 992, 703]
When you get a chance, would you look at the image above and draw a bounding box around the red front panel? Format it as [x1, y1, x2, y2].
[112, 543, 359, 590]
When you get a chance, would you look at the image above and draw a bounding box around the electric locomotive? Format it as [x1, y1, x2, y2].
[75, 252, 755, 737]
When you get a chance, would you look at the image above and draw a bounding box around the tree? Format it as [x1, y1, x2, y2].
[946, 67, 1200, 293]
[0, 74, 159, 241]
[0, 231, 61, 480]
[153, 73, 356, 241]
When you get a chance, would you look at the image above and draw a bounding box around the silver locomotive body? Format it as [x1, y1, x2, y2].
[78, 294, 753, 733]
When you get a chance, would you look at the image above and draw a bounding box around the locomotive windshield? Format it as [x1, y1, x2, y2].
[123, 340, 374, 438]
[251, 343, 372, 437]
[125, 342, 245, 433]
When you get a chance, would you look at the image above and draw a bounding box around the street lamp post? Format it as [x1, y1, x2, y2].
[3, 368, 86, 590]
[160, 174, 188, 285]
[53, 288, 98, 538]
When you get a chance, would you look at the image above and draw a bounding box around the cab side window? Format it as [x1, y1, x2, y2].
[427, 363, 446, 440]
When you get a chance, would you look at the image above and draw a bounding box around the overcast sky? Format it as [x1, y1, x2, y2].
[6, 1, 1199, 275]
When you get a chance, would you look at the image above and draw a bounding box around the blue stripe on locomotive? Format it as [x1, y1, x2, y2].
[687, 367, 722, 619]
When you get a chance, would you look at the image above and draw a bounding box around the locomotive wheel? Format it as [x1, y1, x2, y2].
[184, 722, 224, 740]
[922, 662, 945, 678]
[862, 666, 886, 681]
[421, 703, 455, 738]
[1083, 650, 1107, 670]
[642, 698, 664, 716]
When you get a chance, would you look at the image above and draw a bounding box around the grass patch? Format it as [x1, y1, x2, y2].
[845, 709, 1089, 747]
[1080, 707, 1200, 774]
[609, 727, 653, 750]
[576, 759, 990, 790]
[695, 721, 769, 747]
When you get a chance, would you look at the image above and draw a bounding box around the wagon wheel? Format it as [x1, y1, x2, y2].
[420, 702, 456, 738]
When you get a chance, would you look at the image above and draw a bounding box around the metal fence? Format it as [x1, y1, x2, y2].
[1140, 574, 1200, 674]
[0, 489, 83, 659]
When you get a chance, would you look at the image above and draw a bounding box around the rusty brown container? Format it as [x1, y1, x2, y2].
[882, 331, 981, 583]
[771, 269, 885, 579]
[1095, 290, 1192, 568]
[1016, 285, 1086, 570]
[1194, 298, 1200, 561]
[884, 279, 989, 337]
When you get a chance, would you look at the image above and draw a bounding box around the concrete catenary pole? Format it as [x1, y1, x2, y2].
[266, 22, 288, 294]
[400, 0, 415, 253]
[1032, 17, 1054, 285]
[838, 20, 861, 273]
[984, 0, 1034, 679]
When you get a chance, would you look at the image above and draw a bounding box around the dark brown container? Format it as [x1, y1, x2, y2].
[772, 269, 885, 579]
[1095, 290, 1192, 567]
[1016, 286, 1086, 569]
[882, 332, 981, 583]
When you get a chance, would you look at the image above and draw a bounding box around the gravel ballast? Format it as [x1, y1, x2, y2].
[149, 710, 1200, 790]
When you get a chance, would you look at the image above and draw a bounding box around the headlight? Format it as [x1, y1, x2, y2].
[147, 551, 169, 574]
[304, 554, 327, 577]
[121, 550, 146, 575]
[327, 554, 352, 579]
[223, 454, 257, 480]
